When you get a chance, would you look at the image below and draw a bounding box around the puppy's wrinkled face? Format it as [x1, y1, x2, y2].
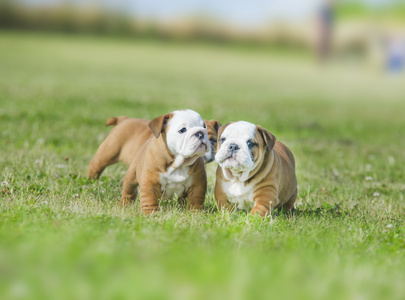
[166, 110, 209, 158]
[215, 121, 263, 181]
[203, 120, 221, 163]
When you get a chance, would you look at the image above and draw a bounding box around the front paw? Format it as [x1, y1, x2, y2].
[118, 195, 134, 206]
[216, 201, 234, 212]
[141, 205, 159, 215]
[249, 205, 270, 217]
[187, 202, 203, 210]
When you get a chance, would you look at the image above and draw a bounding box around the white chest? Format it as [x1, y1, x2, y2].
[159, 166, 192, 199]
[222, 180, 254, 210]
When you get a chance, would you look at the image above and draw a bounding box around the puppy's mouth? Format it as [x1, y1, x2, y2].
[197, 142, 208, 150]
[223, 166, 250, 182]
[220, 156, 241, 168]
[190, 141, 208, 156]
[218, 153, 235, 163]
[220, 155, 252, 172]
[224, 167, 243, 177]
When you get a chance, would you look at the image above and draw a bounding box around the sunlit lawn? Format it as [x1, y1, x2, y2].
[1, 31, 405, 300]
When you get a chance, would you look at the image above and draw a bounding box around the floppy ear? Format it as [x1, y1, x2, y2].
[256, 125, 276, 151]
[209, 120, 222, 135]
[216, 123, 231, 150]
[217, 123, 230, 140]
[149, 114, 172, 138]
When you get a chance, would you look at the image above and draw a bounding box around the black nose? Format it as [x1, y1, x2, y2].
[195, 131, 204, 140]
[229, 143, 240, 153]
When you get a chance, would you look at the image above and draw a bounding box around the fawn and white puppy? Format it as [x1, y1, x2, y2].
[118, 109, 209, 214]
[87, 116, 220, 179]
[214, 121, 297, 217]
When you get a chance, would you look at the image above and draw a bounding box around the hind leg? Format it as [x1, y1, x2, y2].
[87, 139, 120, 179]
[283, 189, 297, 212]
[119, 163, 139, 206]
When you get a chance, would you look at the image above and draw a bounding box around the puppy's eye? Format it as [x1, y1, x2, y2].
[247, 140, 255, 148]
[220, 138, 226, 143]
[178, 127, 187, 134]
[209, 138, 216, 144]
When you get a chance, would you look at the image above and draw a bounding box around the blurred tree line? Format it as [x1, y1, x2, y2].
[0, 0, 404, 53]
[0, 0, 134, 35]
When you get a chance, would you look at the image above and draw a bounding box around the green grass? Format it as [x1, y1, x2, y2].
[1, 30, 405, 300]
[337, 2, 405, 23]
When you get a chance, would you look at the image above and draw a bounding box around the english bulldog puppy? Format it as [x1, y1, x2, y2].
[120, 109, 209, 214]
[204, 119, 221, 163]
[87, 116, 220, 179]
[214, 121, 297, 217]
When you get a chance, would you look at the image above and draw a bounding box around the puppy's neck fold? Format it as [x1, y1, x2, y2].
[167, 155, 185, 174]
[246, 149, 275, 184]
[222, 167, 250, 182]
[167, 155, 201, 174]
[151, 130, 202, 174]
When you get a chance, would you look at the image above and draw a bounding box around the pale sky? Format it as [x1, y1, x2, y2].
[20, 0, 400, 28]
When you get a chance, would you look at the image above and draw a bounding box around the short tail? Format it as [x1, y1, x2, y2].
[105, 116, 129, 127]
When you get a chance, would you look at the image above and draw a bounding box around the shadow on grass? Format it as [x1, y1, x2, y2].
[204, 198, 349, 220]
